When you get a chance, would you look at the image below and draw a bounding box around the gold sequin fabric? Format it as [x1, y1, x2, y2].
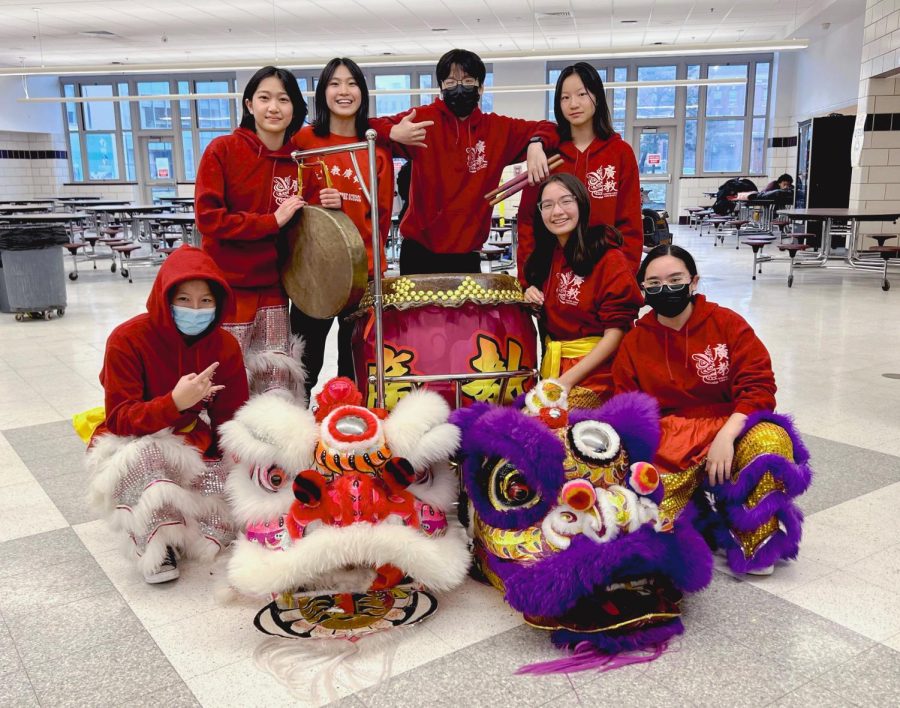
[733, 516, 780, 559]
[733, 422, 794, 478]
[658, 464, 703, 524]
[356, 274, 526, 312]
[567, 386, 603, 410]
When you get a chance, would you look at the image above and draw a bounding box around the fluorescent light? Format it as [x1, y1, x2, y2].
[0, 39, 808, 78]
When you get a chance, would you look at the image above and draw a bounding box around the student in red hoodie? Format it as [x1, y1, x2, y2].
[518, 63, 643, 281]
[290, 57, 394, 399]
[612, 245, 812, 576]
[195, 66, 327, 401]
[523, 173, 642, 406]
[370, 48, 558, 275]
[85, 245, 250, 584]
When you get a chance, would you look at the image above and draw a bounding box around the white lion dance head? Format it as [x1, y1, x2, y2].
[219, 377, 469, 642]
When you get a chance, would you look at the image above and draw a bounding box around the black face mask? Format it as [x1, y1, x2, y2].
[644, 285, 693, 318]
[442, 85, 480, 118]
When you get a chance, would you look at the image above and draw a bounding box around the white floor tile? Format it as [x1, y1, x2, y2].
[0, 480, 68, 543]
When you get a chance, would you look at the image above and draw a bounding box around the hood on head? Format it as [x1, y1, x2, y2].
[146, 244, 234, 333]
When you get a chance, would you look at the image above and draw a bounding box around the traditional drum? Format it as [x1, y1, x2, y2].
[351, 273, 538, 410]
[281, 205, 368, 319]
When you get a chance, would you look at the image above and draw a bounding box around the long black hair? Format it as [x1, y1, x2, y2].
[239, 66, 307, 144]
[554, 62, 614, 142]
[312, 57, 370, 139]
[636, 244, 699, 284]
[524, 173, 623, 287]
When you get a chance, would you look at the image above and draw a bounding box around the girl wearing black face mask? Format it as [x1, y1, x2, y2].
[611, 244, 812, 578]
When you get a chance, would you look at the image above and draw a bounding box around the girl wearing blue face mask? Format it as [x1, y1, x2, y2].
[85, 245, 249, 584]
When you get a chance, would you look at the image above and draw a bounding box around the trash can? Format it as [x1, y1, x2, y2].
[0, 224, 69, 321]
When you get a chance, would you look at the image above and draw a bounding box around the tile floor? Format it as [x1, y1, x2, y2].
[0, 225, 899, 707]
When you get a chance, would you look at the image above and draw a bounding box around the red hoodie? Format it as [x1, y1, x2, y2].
[517, 135, 643, 281]
[195, 127, 298, 298]
[292, 126, 394, 277]
[94, 245, 250, 455]
[370, 100, 558, 254]
[612, 294, 777, 418]
[542, 245, 642, 340]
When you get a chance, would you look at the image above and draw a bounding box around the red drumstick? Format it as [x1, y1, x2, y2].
[487, 155, 564, 207]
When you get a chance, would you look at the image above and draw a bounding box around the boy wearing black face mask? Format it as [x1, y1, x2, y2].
[370, 48, 559, 274]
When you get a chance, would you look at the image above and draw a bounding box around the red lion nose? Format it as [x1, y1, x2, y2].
[560, 479, 597, 512]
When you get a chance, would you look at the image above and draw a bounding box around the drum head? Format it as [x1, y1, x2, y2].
[281, 206, 368, 319]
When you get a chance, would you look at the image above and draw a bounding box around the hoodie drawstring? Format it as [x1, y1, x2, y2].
[664, 329, 673, 382]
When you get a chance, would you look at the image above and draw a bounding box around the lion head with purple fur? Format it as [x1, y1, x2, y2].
[450, 382, 712, 656]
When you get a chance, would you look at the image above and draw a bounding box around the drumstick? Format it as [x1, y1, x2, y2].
[487, 155, 565, 207]
[484, 154, 564, 201]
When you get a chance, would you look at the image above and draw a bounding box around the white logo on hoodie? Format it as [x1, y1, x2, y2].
[692, 344, 730, 384]
[272, 175, 298, 205]
[586, 165, 618, 199]
[467, 140, 488, 173]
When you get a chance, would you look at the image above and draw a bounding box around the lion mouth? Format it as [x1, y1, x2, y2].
[522, 575, 682, 634]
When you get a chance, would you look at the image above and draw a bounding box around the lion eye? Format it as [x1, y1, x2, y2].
[252, 464, 291, 493]
[486, 458, 540, 510]
[569, 421, 621, 463]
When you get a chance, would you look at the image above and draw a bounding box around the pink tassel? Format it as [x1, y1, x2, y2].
[515, 641, 667, 676]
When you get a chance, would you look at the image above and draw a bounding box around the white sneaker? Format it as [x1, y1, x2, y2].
[747, 564, 775, 577]
[144, 546, 180, 584]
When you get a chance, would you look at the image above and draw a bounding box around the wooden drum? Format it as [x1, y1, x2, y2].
[351, 273, 538, 410]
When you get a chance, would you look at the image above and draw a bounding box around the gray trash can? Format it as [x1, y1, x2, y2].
[0, 224, 69, 320]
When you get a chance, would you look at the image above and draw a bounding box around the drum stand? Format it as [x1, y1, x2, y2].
[293, 131, 536, 410]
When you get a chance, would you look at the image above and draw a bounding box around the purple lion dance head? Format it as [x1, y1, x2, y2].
[450, 381, 713, 667]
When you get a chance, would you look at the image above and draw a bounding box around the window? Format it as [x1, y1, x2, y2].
[62, 74, 236, 184]
[374, 74, 411, 116]
[547, 68, 561, 119]
[704, 120, 744, 173]
[481, 72, 494, 113]
[612, 67, 627, 135]
[636, 66, 676, 119]
[706, 65, 747, 117]
[419, 74, 434, 106]
[683, 120, 698, 176]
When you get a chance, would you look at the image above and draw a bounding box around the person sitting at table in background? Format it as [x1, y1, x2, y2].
[195, 65, 334, 401]
[612, 244, 812, 576]
[290, 57, 394, 401]
[517, 62, 643, 282]
[84, 245, 249, 584]
[762, 173, 794, 192]
[523, 173, 642, 407]
[369, 48, 558, 275]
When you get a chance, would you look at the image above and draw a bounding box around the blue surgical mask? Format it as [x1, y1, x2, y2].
[171, 305, 216, 336]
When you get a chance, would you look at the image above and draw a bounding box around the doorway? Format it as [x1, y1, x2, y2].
[137, 136, 177, 203]
[631, 126, 678, 214]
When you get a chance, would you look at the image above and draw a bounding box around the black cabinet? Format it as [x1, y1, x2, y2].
[795, 115, 855, 247]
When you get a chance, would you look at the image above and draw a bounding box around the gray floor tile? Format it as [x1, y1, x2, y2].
[718, 590, 875, 676]
[0, 669, 39, 707]
[327, 696, 368, 708]
[574, 666, 694, 707]
[0, 527, 92, 581]
[2, 419, 79, 447]
[799, 435, 900, 515]
[37, 469, 99, 525]
[640, 625, 812, 707]
[21, 450, 89, 482]
[770, 681, 856, 707]
[4, 424, 85, 464]
[0, 553, 113, 621]
[6, 590, 145, 665]
[118, 682, 202, 708]
[681, 569, 764, 629]
[808, 644, 900, 707]
[26, 633, 183, 708]
[0, 619, 23, 679]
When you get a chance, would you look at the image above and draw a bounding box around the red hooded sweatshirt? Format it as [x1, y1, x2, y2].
[370, 99, 558, 254]
[94, 245, 250, 456]
[517, 135, 643, 282]
[195, 127, 298, 314]
[612, 294, 777, 418]
[292, 126, 394, 277]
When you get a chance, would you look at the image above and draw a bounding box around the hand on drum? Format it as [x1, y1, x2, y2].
[524, 286, 545, 306]
[172, 362, 225, 412]
[390, 109, 434, 149]
[275, 195, 307, 227]
[319, 188, 342, 210]
[526, 142, 551, 185]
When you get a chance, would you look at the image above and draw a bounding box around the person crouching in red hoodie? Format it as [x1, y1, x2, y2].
[85, 245, 249, 584]
[195, 66, 326, 402]
[612, 245, 812, 576]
